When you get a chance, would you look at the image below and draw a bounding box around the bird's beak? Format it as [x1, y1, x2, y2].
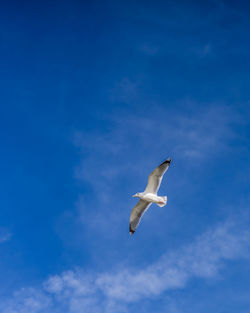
[132, 194, 137, 197]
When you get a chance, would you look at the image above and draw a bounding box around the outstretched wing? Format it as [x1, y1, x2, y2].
[144, 158, 171, 194]
[129, 199, 151, 234]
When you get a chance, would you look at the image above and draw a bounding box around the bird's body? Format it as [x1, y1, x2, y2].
[134, 193, 167, 207]
[129, 158, 171, 234]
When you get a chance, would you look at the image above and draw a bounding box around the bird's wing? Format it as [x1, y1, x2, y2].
[129, 199, 151, 234]
[144, 158, 171, 194]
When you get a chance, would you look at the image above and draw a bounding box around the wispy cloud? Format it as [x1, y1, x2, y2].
[72, 104, 238, 229]
[74, 104, 235, 188]
[0, 227, 12, 243]
[69, 104, 240, 243]
[1, 219, 249, 313]
[139, 43, 160, 56]
[109, 78, 140, 104]
[193, 43, 212, 58]
[2, 287, 51, 313]
[95, 220, 249, 302]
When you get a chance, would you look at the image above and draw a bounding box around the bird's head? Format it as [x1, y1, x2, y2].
[132, 192, 140, 198]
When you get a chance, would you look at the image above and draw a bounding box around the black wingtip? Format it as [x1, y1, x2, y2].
[129, 225, 135, 235]
[160, 158, 171, 166]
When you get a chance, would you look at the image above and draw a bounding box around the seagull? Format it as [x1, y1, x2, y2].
[129, 158, 171, 234]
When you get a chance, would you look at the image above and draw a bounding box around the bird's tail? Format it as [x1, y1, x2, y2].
[157, 196, 167, 207]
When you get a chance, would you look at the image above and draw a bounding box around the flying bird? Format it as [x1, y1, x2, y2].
[129, 158, 171, 234]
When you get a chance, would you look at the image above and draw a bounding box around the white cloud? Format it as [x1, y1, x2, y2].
[1, 288, 51, 313]
[1, 219, 249, 313]
[96, 220, 249, 302]
[44, 271, 94, 297]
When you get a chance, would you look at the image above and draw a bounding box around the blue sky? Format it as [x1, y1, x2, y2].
[1, 0, 250, 312]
